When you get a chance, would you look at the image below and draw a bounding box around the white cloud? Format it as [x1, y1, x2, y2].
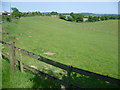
[2, 0, 120, 2]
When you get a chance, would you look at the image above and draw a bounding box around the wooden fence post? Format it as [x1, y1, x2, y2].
[18, 61, 23, 72]
[9, 41, 16, 72]
[67, 65, 72, 88]
[18, 51, 24, 72]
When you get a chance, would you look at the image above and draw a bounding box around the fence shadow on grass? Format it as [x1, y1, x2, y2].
[31, 74, 61, 88]
[30, 68, 119, 88]
[61, 72, 119, 88]
[2, 55, 119, 88]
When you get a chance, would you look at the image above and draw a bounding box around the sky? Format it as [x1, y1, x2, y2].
[2, 1, 119, 14]
[2, 0, 120, 2]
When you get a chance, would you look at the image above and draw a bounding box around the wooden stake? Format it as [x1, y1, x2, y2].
[9, 41, 16, 72]
[19, 60, 23, 72]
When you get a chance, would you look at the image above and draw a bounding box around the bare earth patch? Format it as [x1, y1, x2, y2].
[28, 36, 32, 37]
[43, 52, 56, 55]
[16, 38, 20, 40]
[30, 65, 38, 69]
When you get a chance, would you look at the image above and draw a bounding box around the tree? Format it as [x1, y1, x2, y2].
[70, 13, 83, 22]
[104, 16, 109, 20]
[76, 15, 83, 22]
[11, 8, 22, 18]
[50, 11, 58, 15]
[2, 15, 12, 22]
[59, 14, 66, 20]
[70, 12, 74, 16]
[67, 16, 74, 21]
[100, 16, 105, 21]
[37, 11, 42, 15]
[22, 12, 27, 17]
[32, 12, 36, 16]
[6, 15, 12, 22]
[118, 15, 120, 19]
[88, 16, 94, 22]
[93, 16, 99, 21]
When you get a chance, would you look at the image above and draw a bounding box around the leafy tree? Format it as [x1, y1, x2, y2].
[70, 12, 74, 16]
[76, 16, 83, 22]
[70, 13, 76, 21]
[118, 15, 120, 19]
[93, 16, 99, 21]
[11, 8, 22, 18]
[70, 13, 83, 22]
[108, 15, 118, 19]
[67, 16, 74, 21]
[88, 16, 94, 22]
[104, 16, 109, 20]
[22, 12, 27, 17]
[59, 14, 66, 20]
[2, 15, 12, 22]
[100, 16, 105, 21]
[112, 15, 118, 19]
[37, 11, 42, 15]
[6, 16, 12, 22]
[50, 11, 58, 15]
[32, 12, 36, 16]
[18, 12, 22, 18]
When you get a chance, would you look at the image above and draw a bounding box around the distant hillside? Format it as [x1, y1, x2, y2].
[80, 13, 95, 16]
[80, 13, 118, 16]
[58, 12, 118, 16]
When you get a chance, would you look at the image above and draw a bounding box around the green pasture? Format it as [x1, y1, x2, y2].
[2, 16, 119, 81]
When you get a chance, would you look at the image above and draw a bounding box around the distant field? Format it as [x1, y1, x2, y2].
[2, 16, 119, 79]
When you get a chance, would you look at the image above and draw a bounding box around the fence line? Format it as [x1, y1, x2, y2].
[22, 62, 81, 89]
[2, 53, 80, 88]
[15, 47, 120, 84]
[1, 40, 120, 87]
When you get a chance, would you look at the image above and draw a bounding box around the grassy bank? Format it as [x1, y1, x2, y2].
[2, 56, 119, 88]
[2, 56, 61, 88]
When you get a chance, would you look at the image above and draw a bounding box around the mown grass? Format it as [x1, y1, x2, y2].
[2, 16, 119, 88]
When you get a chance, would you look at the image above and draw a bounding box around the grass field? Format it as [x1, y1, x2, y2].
[2, 16, 119, 81]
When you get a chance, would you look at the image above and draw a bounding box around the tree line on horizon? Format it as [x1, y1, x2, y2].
[2, 7, 120, 22]
[59, 12, 120, 23]
[2, 8, 58, 22]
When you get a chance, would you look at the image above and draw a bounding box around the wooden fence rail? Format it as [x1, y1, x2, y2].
[22, 62, 81, 89]
[1, 40, 120, 87]
[2, 53, 81, 88]
[16, 48, 120, 84]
